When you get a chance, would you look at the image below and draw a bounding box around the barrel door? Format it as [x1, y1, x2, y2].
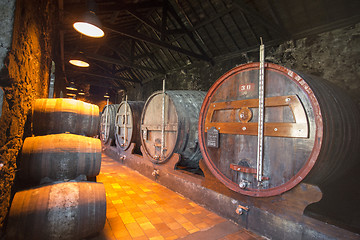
[115, 101, 144, 150]
[141, 90, 206, 167]
[199, 63, 360, 197]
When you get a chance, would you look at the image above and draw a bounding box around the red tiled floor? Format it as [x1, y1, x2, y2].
[90, 154, 264, 240]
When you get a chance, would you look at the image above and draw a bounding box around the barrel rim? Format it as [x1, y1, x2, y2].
[198, 62, 323, 197]
[140, 91, 179, 164]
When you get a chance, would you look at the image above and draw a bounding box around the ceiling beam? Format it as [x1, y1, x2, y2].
[67, 69, 138, 84]
[104, 25, 212, 62]
[167, 3, 211, 61]
[232, 0, 289, 38]
[127, 10, 162, 33]
[161, 0, 169, 41]
[65, 1, 163, 13]
[84, 52, 166, 74]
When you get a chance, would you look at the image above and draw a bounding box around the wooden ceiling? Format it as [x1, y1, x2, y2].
[61, 0, 360, 92]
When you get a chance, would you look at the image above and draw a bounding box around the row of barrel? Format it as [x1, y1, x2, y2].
[7, 99, 106, 240]
[100, 62, 360, 197]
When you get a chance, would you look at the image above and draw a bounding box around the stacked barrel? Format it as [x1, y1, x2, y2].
[7, 98, 106, 240]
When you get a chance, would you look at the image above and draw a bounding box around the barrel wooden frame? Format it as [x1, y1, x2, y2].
[199, 63, 325, 197]
[140, 90, 206, 169]
[99, 104, 119, 145]
[114, 101, 144, 151]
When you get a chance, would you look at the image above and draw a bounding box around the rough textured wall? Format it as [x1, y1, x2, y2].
[0, 0, 57, 232]
[0, 0, 16, 74]
[142, 23, 360, 109]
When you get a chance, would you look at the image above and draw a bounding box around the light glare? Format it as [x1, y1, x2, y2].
[73, 22, 104, 38]
[69, 59, 90, 67]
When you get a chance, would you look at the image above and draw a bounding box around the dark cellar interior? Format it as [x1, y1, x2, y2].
[0, 0, 359, 239]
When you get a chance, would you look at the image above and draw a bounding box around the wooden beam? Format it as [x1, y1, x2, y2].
[104, 25, 212, 62]
[232, 0, 288, 38]
[161, 0, 169, 41]
[67, 69, 139, 84]
[127, 10, 162, 33]
[84, 52, 166, 74]
[65, 1, 163, 13]
[167, 3, 210, 61]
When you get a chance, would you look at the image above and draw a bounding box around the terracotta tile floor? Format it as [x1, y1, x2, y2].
[90, 154, 264, 240]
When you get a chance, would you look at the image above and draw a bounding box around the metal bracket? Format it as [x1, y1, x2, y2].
[236, 204, 249, 215]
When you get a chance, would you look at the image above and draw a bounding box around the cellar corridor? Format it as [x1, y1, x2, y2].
[89, 154, 264, 240]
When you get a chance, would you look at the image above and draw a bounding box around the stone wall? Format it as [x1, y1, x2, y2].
[0, 0, 57, 232]
[142, 23, 360, 110]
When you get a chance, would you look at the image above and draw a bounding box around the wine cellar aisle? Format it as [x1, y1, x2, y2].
[90, 154, 264, 240]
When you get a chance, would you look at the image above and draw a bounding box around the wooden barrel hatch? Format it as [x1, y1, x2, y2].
[198, 63, 360, 197]
[141, 90, 206, 169]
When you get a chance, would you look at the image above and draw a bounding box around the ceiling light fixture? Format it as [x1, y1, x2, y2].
[78, 90, 85, 95]
[69, 59, 90, 67]
[104, 92, 110, 98]
[73, 0, 104, 38]
[66, 82, 77, 91]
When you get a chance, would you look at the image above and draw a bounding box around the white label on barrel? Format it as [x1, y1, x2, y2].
[239, 83, 255, 92]
[207, 127, 219, 148]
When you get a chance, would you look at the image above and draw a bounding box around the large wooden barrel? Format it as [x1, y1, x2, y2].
[141, 90, 206, 169]
[115, 101, 144, 151]
[6, 181, 106, 240]
[198, 63, 360, 197]
[33, 98, 100, 137]
[99, 104, 119, 145]
[20, 133, 101, 183]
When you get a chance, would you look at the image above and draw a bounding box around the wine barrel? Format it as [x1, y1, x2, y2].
[115, 101, 144, 151]
[99, 104, 119, 145]
[141, 90, 206, 169]
[33, 98, 100, 137]
[6, 181, 106, 240]
[198, 63, 360, 197]
[20, 133, 101, 183]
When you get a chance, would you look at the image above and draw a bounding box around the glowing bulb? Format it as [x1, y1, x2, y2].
[73, 22, 104, 38]
[69, 59, 90, 67]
